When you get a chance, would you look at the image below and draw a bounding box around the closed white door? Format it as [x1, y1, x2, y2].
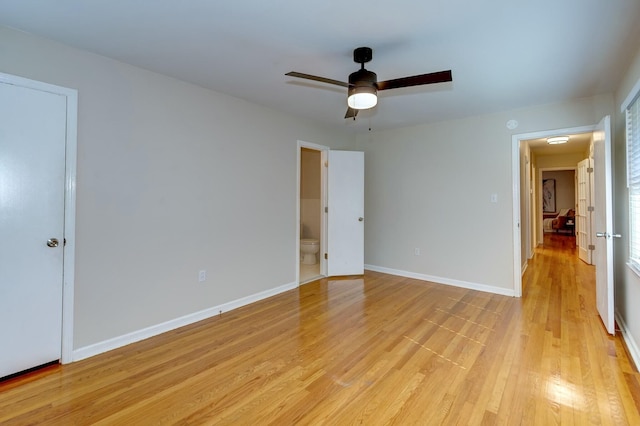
[593, 115, 616, 335]
[576, 158, 592, 264]
[0, 81, 67, 377]
[327, 151, 364, 276]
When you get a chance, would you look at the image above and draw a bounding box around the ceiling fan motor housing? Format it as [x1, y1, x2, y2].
[349, 69, 378, 88]
[350, 46, 377, 90]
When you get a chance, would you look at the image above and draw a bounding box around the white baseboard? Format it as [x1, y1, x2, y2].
[364, 264, 515, 297]
[72, 281, 298, 362]
[615, 312, 640, 370]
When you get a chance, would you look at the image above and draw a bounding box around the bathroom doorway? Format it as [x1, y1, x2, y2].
[297, 141, 328, 284]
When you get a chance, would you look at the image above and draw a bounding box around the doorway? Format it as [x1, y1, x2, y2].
[297, 141, 328, 284]
[539, 167, 577, 240]
[518, 119, 614, 335]
[512, 125, 596, 297]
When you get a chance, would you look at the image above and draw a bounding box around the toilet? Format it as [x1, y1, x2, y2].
[300, 238, 320, 264]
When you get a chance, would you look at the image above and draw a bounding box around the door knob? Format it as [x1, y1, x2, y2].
[358, 217, 364, 222]
[46, 238, 59, 248]
[595, 232, 622, 239]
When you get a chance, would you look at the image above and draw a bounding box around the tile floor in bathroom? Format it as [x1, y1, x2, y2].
[299, 261, 322, 284]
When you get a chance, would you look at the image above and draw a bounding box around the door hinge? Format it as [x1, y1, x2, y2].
[63, 238, 67, 247]
[588, 244, 595, 250]
[587, 167, 594, 173]
[324, 253, 328, 260]
[588, 206, 595, 212]
[324, 161, 328, 167]
[325, 206, 328, 213]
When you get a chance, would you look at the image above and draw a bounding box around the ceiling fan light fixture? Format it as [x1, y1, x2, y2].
[547, 136, 570, 145]
[347, 87, 378, 109]
[347, 68, 378, 110]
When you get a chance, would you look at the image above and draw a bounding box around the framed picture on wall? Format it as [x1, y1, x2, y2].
[543, 178, 556, 212]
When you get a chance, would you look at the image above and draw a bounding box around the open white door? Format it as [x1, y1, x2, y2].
[593, 115, 616, 335]
[577, 158, 593, 264]
[327, 151, 364, 276]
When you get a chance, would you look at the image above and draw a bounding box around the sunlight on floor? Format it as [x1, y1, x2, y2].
[545, 377, 585, 410]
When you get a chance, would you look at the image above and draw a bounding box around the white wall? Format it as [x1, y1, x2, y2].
[0, 26, 355, 351]
[357, 95, 614, 294]
[614, 42, 640, 366]
[536, 152, 587, 169]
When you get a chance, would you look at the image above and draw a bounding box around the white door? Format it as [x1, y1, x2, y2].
[0, 81, 67, 377]
[577, 158, 592, 264]
[593, 115, 616, 335]
[327, 151, 364, 276]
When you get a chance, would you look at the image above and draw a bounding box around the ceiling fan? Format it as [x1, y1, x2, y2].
[286, 47, 452, 119]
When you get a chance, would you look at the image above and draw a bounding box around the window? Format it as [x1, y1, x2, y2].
[626, 90, 640, 272]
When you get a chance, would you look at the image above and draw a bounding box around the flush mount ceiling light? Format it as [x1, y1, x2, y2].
[547, 136, 570, 145]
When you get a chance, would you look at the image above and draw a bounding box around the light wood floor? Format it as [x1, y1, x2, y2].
[2, 234, 640, 425]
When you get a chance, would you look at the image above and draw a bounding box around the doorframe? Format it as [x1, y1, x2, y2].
[0, 72, 78, 364]
[296, 140, 329, 284]
[512, 124, 595, 297]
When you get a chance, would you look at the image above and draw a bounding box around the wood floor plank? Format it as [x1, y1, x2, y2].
[2, 233, 640, 424]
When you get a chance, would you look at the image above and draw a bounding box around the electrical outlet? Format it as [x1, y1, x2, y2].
[414, 248, 421, 256]
[198, 270, 207, 282]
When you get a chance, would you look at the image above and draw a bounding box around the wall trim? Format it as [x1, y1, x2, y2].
[364, 265, 515, 297]
[72, 281, 298, 362]
[616, 312, 640, 371]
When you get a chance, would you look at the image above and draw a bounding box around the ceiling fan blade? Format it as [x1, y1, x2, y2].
[377, 70, 452, 91]
[345, 107, 358, 119]
[285, 71, 349, 88]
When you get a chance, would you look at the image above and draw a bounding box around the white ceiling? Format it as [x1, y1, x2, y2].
[1, 1, 639, 132]
[527, 133, 592, 157]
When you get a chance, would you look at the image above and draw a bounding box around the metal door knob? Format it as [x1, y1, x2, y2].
[46, 238, 59, 248]
[358, 217, 364, 222]
[596, 232, 622, 239]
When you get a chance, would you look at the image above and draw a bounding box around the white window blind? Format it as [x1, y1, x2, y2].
[627, 96, 640, 271]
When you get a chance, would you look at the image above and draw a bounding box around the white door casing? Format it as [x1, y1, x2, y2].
[593, 115, 616, 335]
[0, 73, 77, 375]
[327, 150, 364, 276]
[577, 158, 592, 264]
